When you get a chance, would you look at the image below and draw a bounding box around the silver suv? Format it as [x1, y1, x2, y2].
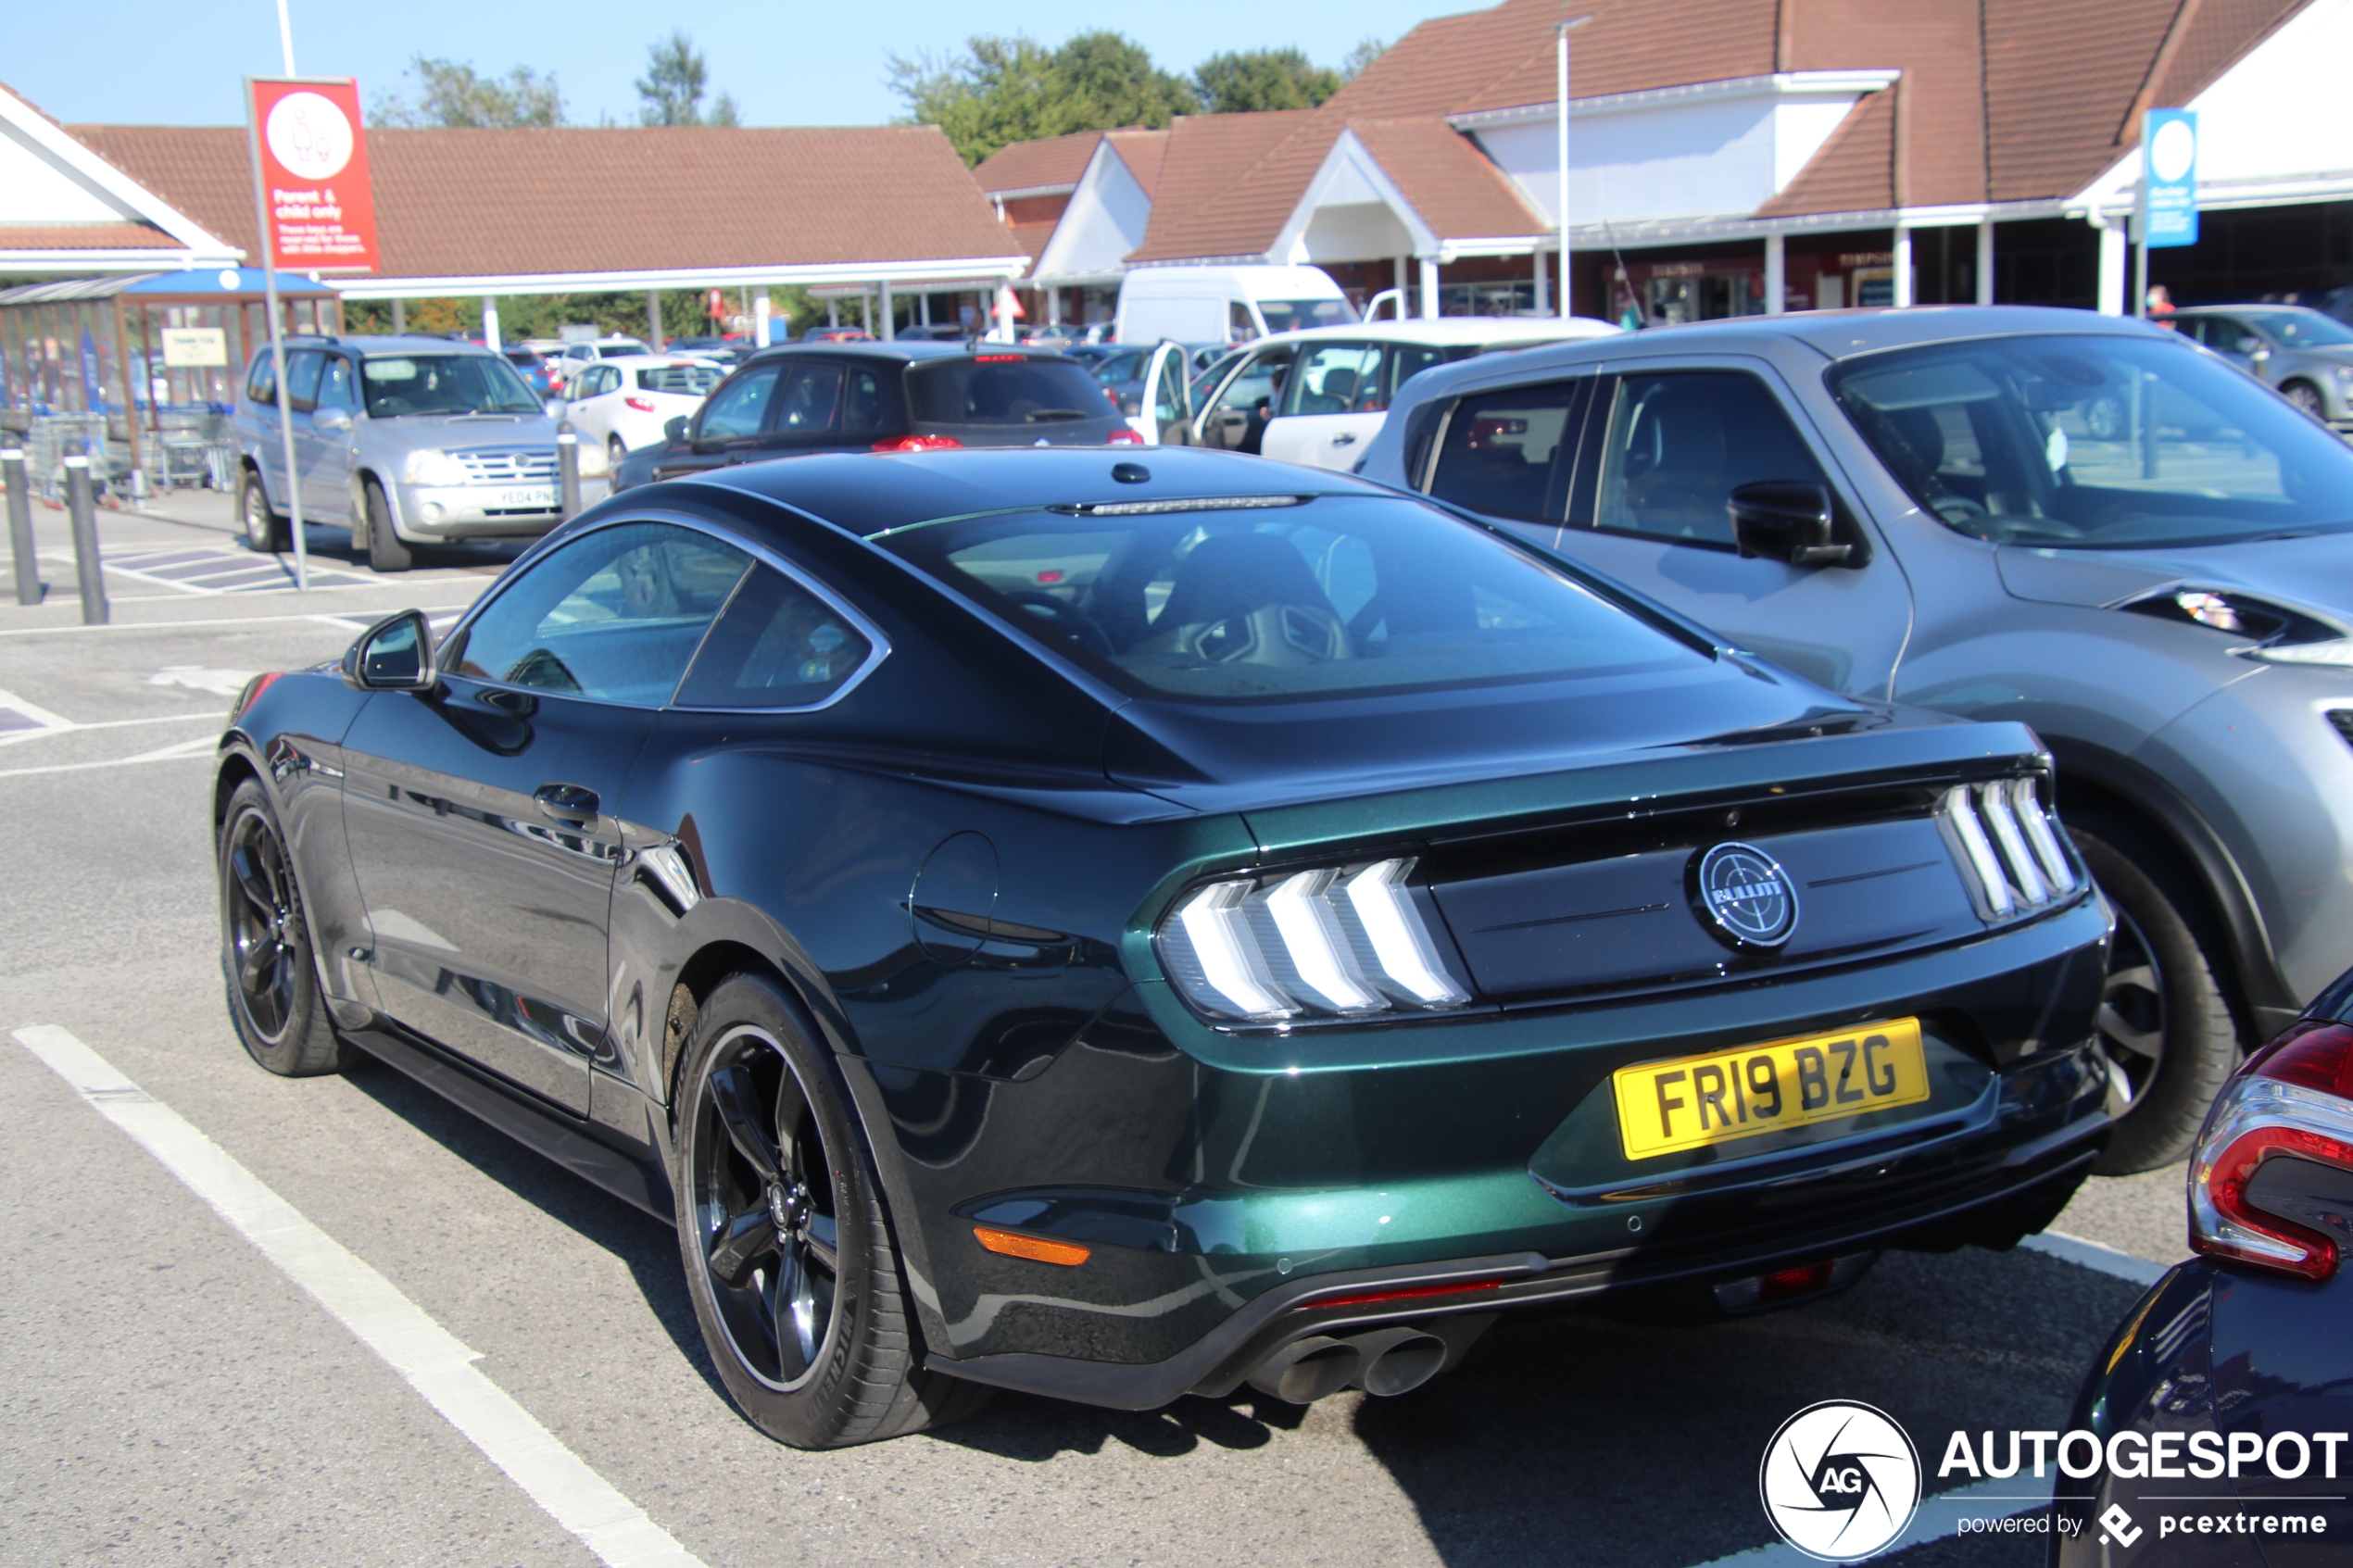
[1358, 305, 2353, 1172]
[233, 334, 561, 571]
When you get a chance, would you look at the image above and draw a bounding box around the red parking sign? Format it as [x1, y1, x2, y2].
[247, 79, 379, 272]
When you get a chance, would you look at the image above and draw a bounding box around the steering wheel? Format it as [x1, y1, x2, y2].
[1931, 495, 1990, 523]
[1001, 590, 1114, 656]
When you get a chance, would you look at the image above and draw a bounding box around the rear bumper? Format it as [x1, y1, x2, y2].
[926, 1043, 2109, 1411]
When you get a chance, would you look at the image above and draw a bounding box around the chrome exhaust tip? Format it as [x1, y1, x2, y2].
[1245, 1336, 1361, 1404]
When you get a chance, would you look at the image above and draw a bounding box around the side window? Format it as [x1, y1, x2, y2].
[1151, 347, 1190, 423]
[316, 356, 358, 412]
[1388, 345, 1448, 406]
[1227, 300, 1259, 342]
[445, 521, 751, 705]
[675, 564, 876, 709]
[697, 362, 782, 440]
[1284, 343, 1383, 416]
[773, 362, 845, 434]
[1589, 371, 1828, 546]
[245, 355, 276, 404]
[839, 368, 891, 436]
[283, 350, 325, 414]
[1427, 381, 1584, 524]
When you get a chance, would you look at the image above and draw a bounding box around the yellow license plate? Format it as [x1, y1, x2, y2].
[1612, 1019, 1931, 1160]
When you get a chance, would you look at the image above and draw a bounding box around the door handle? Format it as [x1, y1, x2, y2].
[1331, 432, 1359, 446]
[534, 783, 599, 823]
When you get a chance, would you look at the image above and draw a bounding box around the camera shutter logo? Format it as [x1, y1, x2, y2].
[1695, 842, 1799, 949]
[1758, 1400, 1921, 1561]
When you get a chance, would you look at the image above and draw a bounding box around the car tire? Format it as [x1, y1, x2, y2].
[2069, 814, 2243, 1174]
[239, 465, 288, 553]
[672, 972, 991, 1449]
[608, 435, 626, 475]
[219, 778, 355, 1077]
[2281, 380, 2325, 419]
[363, 479, 412, 573]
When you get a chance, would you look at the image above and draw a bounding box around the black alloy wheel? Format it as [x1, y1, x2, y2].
[218, 778, 351, 1076]
[689, 1023, 843, 1391]
[670, 973, 990, 1448]
[2282, 380, 2325, 418]
[2069, 815, 2242, 1173]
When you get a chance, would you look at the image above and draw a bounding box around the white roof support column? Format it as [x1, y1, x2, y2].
[753, 291, 772, 347]
[481, 296, 501, 352]
[1976, 220, 1995, 305]
[879, 281, 895, 341]
[1533, 248, 1550, 315]
[1764, 233, 1785, 315]
[2094, 215, 2128, 316]
[1893, 226, 1914, 308]
[1420, 257, 1441, 320]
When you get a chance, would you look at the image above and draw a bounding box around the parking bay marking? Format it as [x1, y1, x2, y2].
[10, 1024, 710, 1568]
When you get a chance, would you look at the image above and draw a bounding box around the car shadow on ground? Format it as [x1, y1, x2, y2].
[931, 1247, 2143, 1568]
[336, 1054, 723, 1399]
[264, 522, 530, 577]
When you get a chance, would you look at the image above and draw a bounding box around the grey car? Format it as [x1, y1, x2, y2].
[1356, 305, 2353, 1171]
[2168, 304, 2353, 428]
[233, 334, 562, 571]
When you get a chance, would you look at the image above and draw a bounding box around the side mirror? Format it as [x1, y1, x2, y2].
[2236, 336, 2263, 356]
[340, 608, 438, 692]
[1729, 481, 1853, 568]
[664, 415, 689, 444]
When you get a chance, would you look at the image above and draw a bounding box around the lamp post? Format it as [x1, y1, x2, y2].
[1556, 15, 1592, 320]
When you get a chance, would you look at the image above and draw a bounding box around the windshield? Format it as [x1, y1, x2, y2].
[1258, 297, 1358, 334]
[635, 363, 726, 395]
[2241, 308, 2353, 348]
[876, 495, 1705, 703]
[905, 356, 1110, 426]
[360, 354, 544, 418]
[1829, 333, 2353, 549]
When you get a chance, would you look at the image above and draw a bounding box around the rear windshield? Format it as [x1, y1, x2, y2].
[1830, 332, 2353, 549]
[875, 495, 1703, 703]
[906, 356, 1111, 427]
[636, 363, 726, 395]
[1259, 297, 1358, 334]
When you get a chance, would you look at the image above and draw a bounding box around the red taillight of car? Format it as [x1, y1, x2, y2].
[2188, 1021, 2353, 1281]
[1106, 427, 1145, 445]
[871, 434, 963, 453]
[625, 396, 657, 412]
[1103, 386, 1122, 408]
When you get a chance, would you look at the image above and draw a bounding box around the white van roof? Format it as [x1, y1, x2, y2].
[1247, 317, 1620, 349]
[1120, 264, 1347, 297]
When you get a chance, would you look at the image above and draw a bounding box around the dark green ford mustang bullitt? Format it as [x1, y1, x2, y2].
[214, 447, 2110, 1448]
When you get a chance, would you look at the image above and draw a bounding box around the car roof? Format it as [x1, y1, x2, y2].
[597, 352, 724, 367]
[679, 445, 1380, 539]
[1242, 317, 1622, 350]
[307, 333, 504, 358]
[740, 341, 1041, 367]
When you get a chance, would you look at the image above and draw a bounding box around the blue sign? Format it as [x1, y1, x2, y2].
[2144, 108, 2199, 249]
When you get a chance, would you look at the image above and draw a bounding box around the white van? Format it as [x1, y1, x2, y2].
[1114, 265, 1356, 346]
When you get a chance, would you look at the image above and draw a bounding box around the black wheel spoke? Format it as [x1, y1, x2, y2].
[707, 1202, 780, 1288]
[773, 1070, 811, 1185]
[801, 1211, 839, 1275]
[771, 1248, 812, 1376]
[709, 1064, 782, 1185]
[230, 842, 278, 920]
[238, 936, 276, 996]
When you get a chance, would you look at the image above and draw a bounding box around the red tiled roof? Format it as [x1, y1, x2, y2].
[973, 130, 1106, 194]
[1755, 88, 1895, 219]
[69, 124, 1021, 278]
[0, 222, 184, 251]
[1349, 119, 1547, 239]
[1128, 111, 1316, 262]
[1103, 130, 1169, 198]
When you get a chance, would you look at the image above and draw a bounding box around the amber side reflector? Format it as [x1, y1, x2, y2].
[974, 1226, 1090, 1267]
[1312, 1277, 1505, 1311]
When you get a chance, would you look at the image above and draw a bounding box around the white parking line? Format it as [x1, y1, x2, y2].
[1688, 1476, 2057, 1565]
[2020, 1230, 2173, 1287]
[0, 745, 220, 779]
[11, 1025, 710, 1568]
[0, 606, 476, 637]
[0, 684, 73, 731]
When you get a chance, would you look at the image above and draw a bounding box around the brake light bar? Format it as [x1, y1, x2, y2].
[872, 434, 963, 453]
[1938, 778, 2078, 921]
[1311, 1277, 1506, 1311]
[1106, 428, 1145, 445]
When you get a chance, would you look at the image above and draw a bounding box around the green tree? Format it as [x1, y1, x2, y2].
[638, 31, 740, 127]
[1191, 49, 1341, 114]
[1340, 37, 1387, 82]
[369, 57, 564, 128]
[888, 31, 1197, 166]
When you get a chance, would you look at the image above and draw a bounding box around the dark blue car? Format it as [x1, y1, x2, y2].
[2056, 972, 2353, 1564]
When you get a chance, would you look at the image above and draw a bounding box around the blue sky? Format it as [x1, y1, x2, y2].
[9, 2, 1463, 128]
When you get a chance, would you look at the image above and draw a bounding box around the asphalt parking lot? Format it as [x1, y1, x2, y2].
[0, 492, 2195, 1567]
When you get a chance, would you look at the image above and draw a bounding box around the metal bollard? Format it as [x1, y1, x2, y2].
[557, 420, 582, 521]
[3, 445, 36, 606]
[63, 438, 107, 625]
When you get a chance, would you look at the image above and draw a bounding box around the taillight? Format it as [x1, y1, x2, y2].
[871, 434, 963, 453]
[2189, 1021, 2353, 1281]
[625, 396, 656, 412]
[1106, 427, 1145, 445]
[1156, 858, 1473, 1023]
[1104, 387, 1122, 408]
[1936, 777, 2079, 921]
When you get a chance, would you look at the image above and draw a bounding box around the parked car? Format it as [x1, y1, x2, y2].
[1360, 304, 2353, 1171]
[217, 446, 2110, 1450]
[2055, 970, 2353, 1563]
[553, 337, 654, 384]
[1115, 264, 1357, 345]
[1184, 316, 1619, 469]
[232, 333, 561, 572]
[1084, 342, 1224, 423]
[611, 343, 1137, 492]
[2170, 304, 2353, 427]
[501, 345, 557, 399]
[801, 325, 875, 344]
[895, 323, 975, 343]
[558, 354, 728, 476]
